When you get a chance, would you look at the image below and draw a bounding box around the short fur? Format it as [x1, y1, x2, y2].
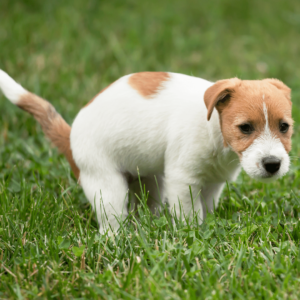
[0, 70, 293, 234]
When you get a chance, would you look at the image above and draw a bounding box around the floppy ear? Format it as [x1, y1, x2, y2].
[204, 78, 241, 121]
[263, 78, 291, 104]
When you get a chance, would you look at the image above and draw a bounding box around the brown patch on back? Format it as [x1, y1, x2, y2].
[128, 72, 170, 98]
[205, 78, 293, 157]
[84, 83, 114, 108]
[18, 93, 80, 180]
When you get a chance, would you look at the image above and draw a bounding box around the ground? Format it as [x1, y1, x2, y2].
[1, 0, 300, 299]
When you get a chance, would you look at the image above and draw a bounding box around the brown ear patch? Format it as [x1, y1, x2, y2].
[128, 72, 170, 98]
[204, 78, 241, 121]
[263, 78, 292, 103]
[84, 82, 114, 108]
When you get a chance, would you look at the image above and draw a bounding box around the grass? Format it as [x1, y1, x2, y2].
[1, 0, 300, 298]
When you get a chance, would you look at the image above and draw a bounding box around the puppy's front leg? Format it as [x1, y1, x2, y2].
[163, 173, 204, 224]
[200, 182, 226, 218]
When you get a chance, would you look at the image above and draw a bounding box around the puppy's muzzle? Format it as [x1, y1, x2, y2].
[262, 156, 281, 175]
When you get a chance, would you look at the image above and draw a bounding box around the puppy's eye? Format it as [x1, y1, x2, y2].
[279, 122, 289, 133]
[239, 124, 254, 134]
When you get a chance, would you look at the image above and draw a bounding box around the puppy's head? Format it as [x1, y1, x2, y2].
[204, 78, 293, 182]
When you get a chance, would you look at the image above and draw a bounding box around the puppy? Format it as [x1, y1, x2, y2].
[0, 70, 293, 233]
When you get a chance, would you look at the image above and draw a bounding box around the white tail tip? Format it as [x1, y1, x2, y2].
[0, 69, 27, 104]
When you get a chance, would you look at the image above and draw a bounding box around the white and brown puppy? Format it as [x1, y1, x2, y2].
[0, 70, 293, 233]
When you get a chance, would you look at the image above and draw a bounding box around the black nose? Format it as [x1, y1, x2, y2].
[262, 156, 281, 174]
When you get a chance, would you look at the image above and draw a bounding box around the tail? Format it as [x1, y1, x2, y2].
[0, 70, 80, 180]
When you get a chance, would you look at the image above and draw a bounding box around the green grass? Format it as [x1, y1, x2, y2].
[1, 0, 300, 298]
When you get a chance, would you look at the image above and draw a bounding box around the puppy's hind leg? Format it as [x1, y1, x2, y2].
[80, 168, 129, 234]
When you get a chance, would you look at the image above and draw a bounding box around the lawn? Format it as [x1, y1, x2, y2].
[1, 0, 300, 299]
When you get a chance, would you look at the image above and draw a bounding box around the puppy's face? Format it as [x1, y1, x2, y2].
[205, 78, 293, 181]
